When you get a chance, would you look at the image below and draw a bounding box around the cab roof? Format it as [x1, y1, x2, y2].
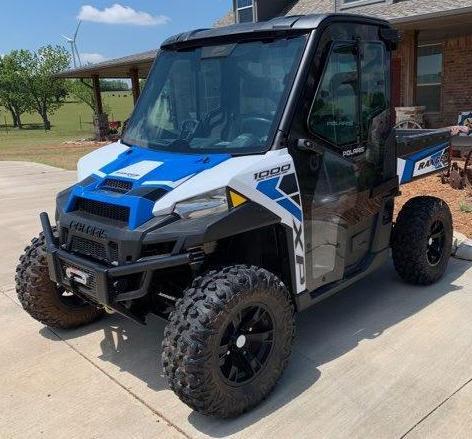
[161, 13, 391, 50]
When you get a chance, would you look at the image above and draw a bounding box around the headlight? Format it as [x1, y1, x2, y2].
[173, 188, 228, 220]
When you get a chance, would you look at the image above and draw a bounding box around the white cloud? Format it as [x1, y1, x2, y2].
[78, 4, 170, 26]
[80, 53, 107, 64]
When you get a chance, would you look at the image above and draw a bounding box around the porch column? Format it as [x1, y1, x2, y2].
[401, 30, 418, 106]
[91, 74, 108, 140]
[130, 68, 141, 104]
[91, 74, 103, 115]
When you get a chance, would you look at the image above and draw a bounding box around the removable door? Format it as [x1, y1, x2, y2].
[291, 40, 390, 292]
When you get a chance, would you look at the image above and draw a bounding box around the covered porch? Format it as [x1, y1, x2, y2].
[391, 8, 472, 128]
[56, 50, 158, 139]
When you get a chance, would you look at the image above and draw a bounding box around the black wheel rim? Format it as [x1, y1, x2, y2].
[218, 304, 274, 386]
[427, 220, 445, 266]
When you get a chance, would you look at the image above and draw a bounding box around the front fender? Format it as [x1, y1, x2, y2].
[143, 201, 281, 250]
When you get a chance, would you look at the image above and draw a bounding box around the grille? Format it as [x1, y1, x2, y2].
[70, 236, 107, 261]
[75, 198, 130, 223]
[101, 179, 133, 193]
[60, 260, 97, 290]
[60, 227, 69, 245]
[109, 242, 119, 262]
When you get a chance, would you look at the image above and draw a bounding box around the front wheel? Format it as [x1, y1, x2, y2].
[16, 231, 104, 329]
[392, 196, 453, 285]
[162, 265, 295, 418]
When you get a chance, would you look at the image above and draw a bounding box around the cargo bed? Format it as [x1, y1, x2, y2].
[395, 128, 451, 184]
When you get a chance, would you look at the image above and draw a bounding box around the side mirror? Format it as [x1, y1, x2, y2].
[296, 139, 319, 152]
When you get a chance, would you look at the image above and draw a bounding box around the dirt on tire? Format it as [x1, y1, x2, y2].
[392, 196, 453, 285]
[162, 265, 295, 418]
[16, 231, 104, 329]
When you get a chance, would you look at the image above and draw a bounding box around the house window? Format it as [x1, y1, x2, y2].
[416, 43, 443, 112]
[236, 0, 254, 23]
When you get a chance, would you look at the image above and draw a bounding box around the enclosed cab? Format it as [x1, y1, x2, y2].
[17, 14, 453, 417]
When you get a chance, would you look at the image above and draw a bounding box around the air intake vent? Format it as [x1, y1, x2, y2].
[76, 198, 130, 223]
[142, 241, 176, 257]
[109, 242, 119, 262]
[71, 236, 107, 261]
[101, 179, 133, 193]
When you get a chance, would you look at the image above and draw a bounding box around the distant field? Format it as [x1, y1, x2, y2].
[0, 91, 133, 169]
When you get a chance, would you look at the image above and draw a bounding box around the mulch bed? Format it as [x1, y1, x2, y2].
[396, 173, 472, 238]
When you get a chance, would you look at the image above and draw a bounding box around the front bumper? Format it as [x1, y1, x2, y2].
[40, 212, 191, 315]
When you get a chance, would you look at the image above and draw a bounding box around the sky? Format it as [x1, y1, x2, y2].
[0, 1, 232, 64]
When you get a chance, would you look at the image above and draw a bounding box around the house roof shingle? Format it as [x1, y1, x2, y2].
[288, 0, 472, 21]
[286, 0, 472, 22]
[217, 0, 472, 28]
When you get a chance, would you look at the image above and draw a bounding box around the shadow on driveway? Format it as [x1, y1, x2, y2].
[39, 259, 469, 437]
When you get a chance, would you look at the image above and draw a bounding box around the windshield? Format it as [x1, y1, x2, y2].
[123, 36, 307, 154]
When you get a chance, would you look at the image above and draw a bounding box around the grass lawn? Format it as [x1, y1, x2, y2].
[0, 91, 133, 169]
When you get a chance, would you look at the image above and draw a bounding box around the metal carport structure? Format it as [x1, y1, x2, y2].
[55, 49, 158, 139]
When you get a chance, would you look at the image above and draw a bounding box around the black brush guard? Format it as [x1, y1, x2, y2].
[40, 212, 191, 324]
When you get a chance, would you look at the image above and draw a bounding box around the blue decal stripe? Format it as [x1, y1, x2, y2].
[256, 177, 284, 200]
[430, 149, 447, 169]
[277, 198, 302, 221]
[400, 143, 448, 184]
[256, 174, 303, 221]
[401, 144, 448, 184]
[401, 159, 416, 184]
[405, 142, 448, 162]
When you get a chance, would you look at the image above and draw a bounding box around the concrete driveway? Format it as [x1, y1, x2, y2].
[1, 161, 472, 439]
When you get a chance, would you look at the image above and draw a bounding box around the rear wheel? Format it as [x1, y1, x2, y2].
[16, 231, 104, 329]
[162, 265, 295, 417]
[392, 196, 453, 285]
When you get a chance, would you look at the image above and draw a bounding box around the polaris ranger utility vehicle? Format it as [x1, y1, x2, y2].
[17, 14, 454, 417]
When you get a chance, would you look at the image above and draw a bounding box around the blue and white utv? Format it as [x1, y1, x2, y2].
[17, 14, 453, 417]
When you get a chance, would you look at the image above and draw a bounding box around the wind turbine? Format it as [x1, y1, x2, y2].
[62, 20, 82, 68]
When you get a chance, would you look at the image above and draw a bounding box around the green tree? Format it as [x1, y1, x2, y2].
[0, 51, 32, 128]
[68, 79, 97, 113]
[67, 79, 110, 116]
[23, 46, 70, 130]
[100, 79, 129, 92]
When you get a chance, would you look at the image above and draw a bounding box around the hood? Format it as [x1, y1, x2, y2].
[68, 143, 231, 229]
[98, 146, 231, 187]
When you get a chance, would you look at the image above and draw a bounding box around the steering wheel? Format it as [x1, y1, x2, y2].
[239, 116, 272, 140]
[180, 119, 199, 141]
[241, 116, 272, 127]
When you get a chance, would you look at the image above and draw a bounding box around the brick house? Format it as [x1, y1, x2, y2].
[218, 1, 472, 128]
